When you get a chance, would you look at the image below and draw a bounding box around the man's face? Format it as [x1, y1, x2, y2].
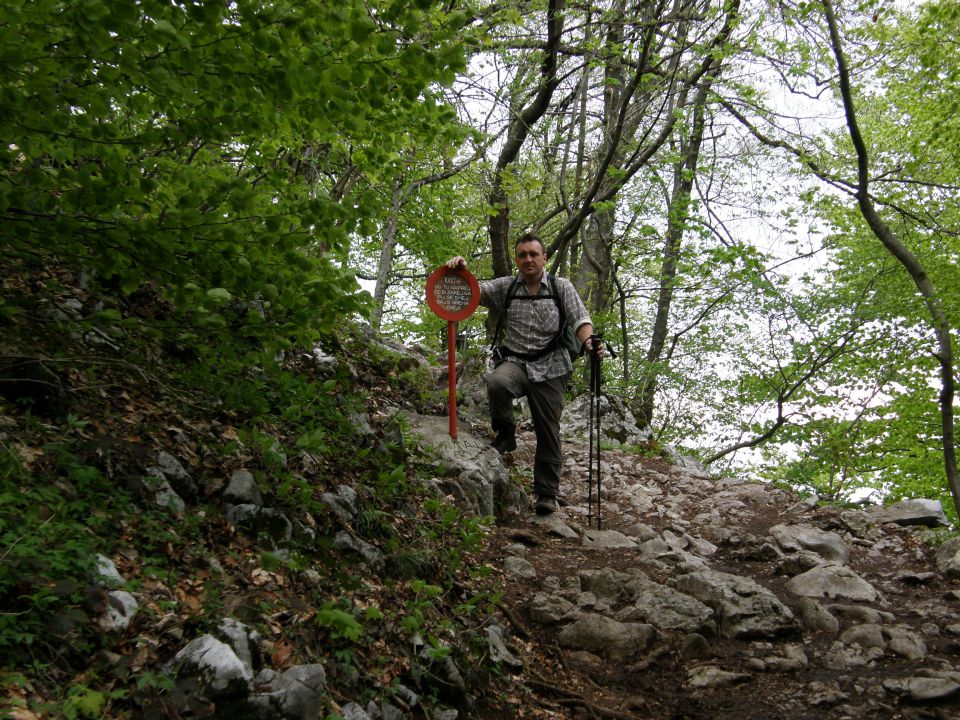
[514, 240, 546, 282]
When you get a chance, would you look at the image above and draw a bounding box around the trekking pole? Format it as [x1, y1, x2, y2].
[587, 334, 603, 529]
[594, 337, 603, 529]
[587, 349, 595, 529]
[586, 336, 617, 529]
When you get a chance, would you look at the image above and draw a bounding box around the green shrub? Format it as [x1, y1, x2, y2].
[0, 446, 122, 663]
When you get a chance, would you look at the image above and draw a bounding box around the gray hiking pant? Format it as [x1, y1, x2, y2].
[486, 362, 569, 499]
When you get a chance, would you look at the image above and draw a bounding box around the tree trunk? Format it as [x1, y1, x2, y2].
[487, 0, 565, 279]
[550, 0, 742, 298]
[636, 71, 714, 427]
[612, 269, 631, 381]
[370, 177, 404, 331]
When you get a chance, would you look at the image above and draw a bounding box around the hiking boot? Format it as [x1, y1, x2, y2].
[535, 496, 558, 515]
[491, 424, 516, 454]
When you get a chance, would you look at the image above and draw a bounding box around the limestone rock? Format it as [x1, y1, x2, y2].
[401, 412, 523, 518]
[529, 592, 579, 624]
[503, 556, 536, 580]
[785, 563, 878, 603]
[333, 530, 386, 574]
[93, 554, 125, 587]
[769, 523, 850, 564]
[866, 498, 950, 528]
[97, 590, 139, 632]
[215, 618, 261, 672]
[885, 625, 928, 660]
[245, 664, 328, 720]
[796, 597, 840, 634]
[146, 451, 197, 501]
[485, 625, 522, 669]
[883, 675, 960, 703]
[582, 528, 638, 549]
[671, 570, 798, 638]
[557, 614, 655, 660]
[561, 394, 651, 447]
[934, 537, 960, 580]
[169, 635, 254, 701]
[687, 665, 751, 688]
[616, 574, 715, 634]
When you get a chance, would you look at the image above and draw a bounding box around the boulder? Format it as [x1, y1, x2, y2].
[769, 523, 850, 564]
[561, 394, 651, 447]
[169, 635, 253, 702]
[866, 499, 950, 528]
[224, 469, 263, 507]
[671, 570, 797, 638]
[245, 665, 328, 720]
[558, 614, 655, 660]
[146, 451, 197, 501]
[785, 564, 878, 603]
[935, 537, 960, 580]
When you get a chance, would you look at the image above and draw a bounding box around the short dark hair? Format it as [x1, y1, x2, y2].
[515, 232, 546, 255]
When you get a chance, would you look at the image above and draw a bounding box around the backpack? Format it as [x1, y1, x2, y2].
[491, 273, 583, 364]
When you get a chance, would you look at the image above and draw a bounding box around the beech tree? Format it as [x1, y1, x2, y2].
[367, 147, 479, 331]
[452, 0, 746, 401]
[708, 0, 959, 515]
[820, 0, 958, 513]
[1, 0, 468, 361]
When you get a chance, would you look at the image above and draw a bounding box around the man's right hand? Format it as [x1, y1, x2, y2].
[446, 256, 467, 270]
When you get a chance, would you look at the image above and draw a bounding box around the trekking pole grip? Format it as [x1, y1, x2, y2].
[588, 333, 603, 355]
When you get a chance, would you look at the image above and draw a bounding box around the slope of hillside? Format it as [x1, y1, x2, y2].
[2, 256, 959, 719]
[0, 256, 504, 719]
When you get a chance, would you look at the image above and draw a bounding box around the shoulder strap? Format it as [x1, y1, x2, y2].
[546, 274, 566, 328]
[491, 274, 568, 352]
[491, 276, 520, 349]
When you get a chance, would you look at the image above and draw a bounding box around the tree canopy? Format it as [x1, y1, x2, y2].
[2, 0, 467, 359]
[2, 0, 958, 518]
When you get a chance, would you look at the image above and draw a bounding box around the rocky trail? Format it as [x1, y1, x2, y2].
[407, 401, 960, 720]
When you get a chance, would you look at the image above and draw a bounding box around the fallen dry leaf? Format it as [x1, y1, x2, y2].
[251, 568, 273, 586]
[12, 442, 43, 468]
[270, 640, 294, 667]
[10, 709, 41, 720]
[175, 584, 203, 612]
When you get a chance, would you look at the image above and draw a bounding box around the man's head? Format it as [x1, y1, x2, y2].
[514, 232, 547, 282]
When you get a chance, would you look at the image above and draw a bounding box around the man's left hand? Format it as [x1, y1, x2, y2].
[584, 336, 604, 358]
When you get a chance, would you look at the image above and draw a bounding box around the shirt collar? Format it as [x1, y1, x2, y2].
[516, 271, 547, 292]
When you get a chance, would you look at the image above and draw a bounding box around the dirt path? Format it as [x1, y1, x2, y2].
[471, 429, 960, 720]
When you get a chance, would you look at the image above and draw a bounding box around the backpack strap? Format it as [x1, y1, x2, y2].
[546, 273, 567, 329]
[491, 274, 567, 361]
[490, 276, 520, 352]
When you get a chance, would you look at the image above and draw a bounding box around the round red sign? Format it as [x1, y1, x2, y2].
[425, 266, 480, 322]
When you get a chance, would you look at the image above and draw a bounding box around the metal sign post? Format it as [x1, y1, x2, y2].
[425, 266, 480, 439]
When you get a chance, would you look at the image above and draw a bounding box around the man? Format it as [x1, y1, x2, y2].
[446, 232, 602, 515]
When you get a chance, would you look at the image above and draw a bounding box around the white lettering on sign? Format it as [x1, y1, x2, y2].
[434, 275, 473, 312]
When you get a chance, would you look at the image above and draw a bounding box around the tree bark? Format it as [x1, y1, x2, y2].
[370, 177, 404, 331]
[371, 154, 478, 329]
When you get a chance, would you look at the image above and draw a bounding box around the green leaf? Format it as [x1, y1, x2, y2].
[316, 605, 363, 641]
[66, 687, 107, 719]
[206, 288, 232, 305]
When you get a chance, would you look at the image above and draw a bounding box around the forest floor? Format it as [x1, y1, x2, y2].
[2, 253, 958, 719]
[467, 429, 960, 720]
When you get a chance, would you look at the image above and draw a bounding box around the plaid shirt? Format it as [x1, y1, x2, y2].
[480, 272, 592, 382]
